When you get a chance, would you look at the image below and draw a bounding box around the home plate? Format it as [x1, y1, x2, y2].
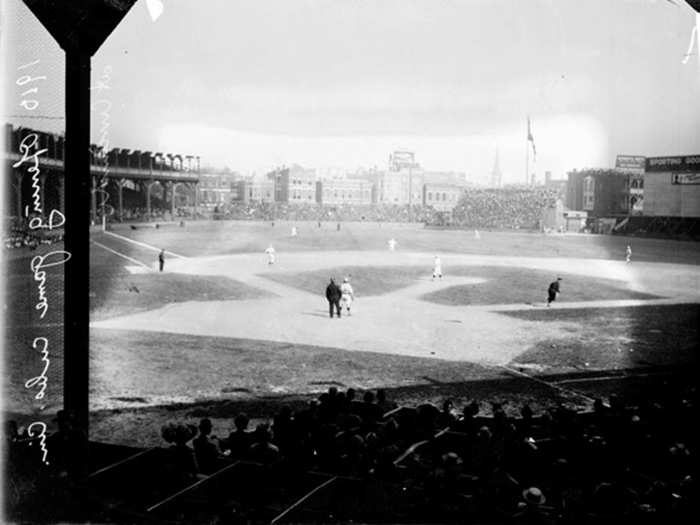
[125, 265, 151, 274]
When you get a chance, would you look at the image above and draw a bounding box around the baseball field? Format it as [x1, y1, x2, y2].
[5, 220, 700, 446]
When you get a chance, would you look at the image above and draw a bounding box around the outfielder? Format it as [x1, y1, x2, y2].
[388, 238, 397, 251]
[340, 277, 355, 316]
[625, 245, 632, 264]
[432, 255, 442, 280]
[265, 244, 276, 265]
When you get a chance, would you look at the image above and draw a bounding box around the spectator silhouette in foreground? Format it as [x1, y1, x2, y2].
[376, 389, 396, 414]
[161, 422, 199, 483]
[248, 424, 281, 465]
[193, 418, 219, 474]
[221, 413, 252, 459]
[47, 409, 88, 480]
[510, 486, 556, 524]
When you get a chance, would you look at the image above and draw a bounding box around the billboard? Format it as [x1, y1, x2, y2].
[671, 172, 700, 185]
[646, 155, 700, 173]
[615, 155, 646, 173]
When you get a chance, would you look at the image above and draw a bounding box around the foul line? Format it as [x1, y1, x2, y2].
[92, 240, 152, 270]
[103, 230, 187, 259]
[499, 364, 595, 404]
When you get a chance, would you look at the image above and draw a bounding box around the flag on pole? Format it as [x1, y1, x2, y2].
[527, 116, 537, 160]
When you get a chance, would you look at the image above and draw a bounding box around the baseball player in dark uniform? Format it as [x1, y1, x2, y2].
[158, 249, 165, 272]
[325, 278, 342, 318]
[547, 277, 562, 306]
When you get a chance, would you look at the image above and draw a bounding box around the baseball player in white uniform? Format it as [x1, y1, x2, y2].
[388, 238, 397, 251]
[265, 244, 276, 265]
[340, 277, 355, 316]
[432, 255, 442, 280]
[625, 245, 632, 263]
[291, 226, 298, 237]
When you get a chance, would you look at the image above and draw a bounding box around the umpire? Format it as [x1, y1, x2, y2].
[326, 278, 342, 318]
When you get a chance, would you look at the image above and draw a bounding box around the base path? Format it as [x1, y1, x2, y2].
[91, 251, 700, 365]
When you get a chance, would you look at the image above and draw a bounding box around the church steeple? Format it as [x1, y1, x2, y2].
[490, 149, 502, 188]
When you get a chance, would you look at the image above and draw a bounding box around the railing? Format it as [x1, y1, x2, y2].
[3, 151, 199, 182]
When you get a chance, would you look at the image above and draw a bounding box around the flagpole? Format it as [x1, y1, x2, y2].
[525, 118, 529, 186]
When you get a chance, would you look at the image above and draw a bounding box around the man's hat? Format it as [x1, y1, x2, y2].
[522, 487, 546, 505]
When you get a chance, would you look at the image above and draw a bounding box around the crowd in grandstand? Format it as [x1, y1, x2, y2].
[3, 221, 64, 249]
[102, 186, 561, 231]
[451, 186, 561, 230]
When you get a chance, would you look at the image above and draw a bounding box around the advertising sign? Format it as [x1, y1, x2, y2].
[615, 155, 646, 173]
[671, 172, 700, 185]
[646, 155, 700, 173]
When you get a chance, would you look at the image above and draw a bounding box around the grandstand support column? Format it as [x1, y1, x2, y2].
[90, 175, 97, 224]
[14, 172, 23, 218]
[146, 180, 154, 221]
[39, 173, 47, 213]
[58, 174, 65, 216]
[63, 45, 91, 470]
[170, 181, 176, 217]
[117, 178, 125, 221]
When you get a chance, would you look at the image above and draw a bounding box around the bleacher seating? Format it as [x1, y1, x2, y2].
[5, 379, 695, 523]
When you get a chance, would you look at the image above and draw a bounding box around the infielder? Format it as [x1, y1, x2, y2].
[291, 226, 298, 237]
[547, 277, 562, 306]
[625, 245, 632, 264]
[340, 277, 355, 316]
[432, 255, 442, 280]
[388, 238, 397, 251]
[265, 244, 276, 265]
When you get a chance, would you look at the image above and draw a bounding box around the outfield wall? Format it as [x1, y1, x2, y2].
[643, 172, 700, 217]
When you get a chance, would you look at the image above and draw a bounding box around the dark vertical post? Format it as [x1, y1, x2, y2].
[147, 181, 152, 220]
[63, 46, 91, 461]
[91, 175, 97, 223]
[15, 173, 23, 217]
[118, 179, 124, 221]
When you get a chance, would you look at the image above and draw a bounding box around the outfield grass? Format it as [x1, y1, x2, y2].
[107, 220, 700, 264]
[263, 264, 658, 304]
[421, 266, 659, 305]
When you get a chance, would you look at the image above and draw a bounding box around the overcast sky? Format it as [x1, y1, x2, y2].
[4, 0, 700, 183]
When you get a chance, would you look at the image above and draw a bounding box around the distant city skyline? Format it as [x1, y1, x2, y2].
[4, 0, 699, 185]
